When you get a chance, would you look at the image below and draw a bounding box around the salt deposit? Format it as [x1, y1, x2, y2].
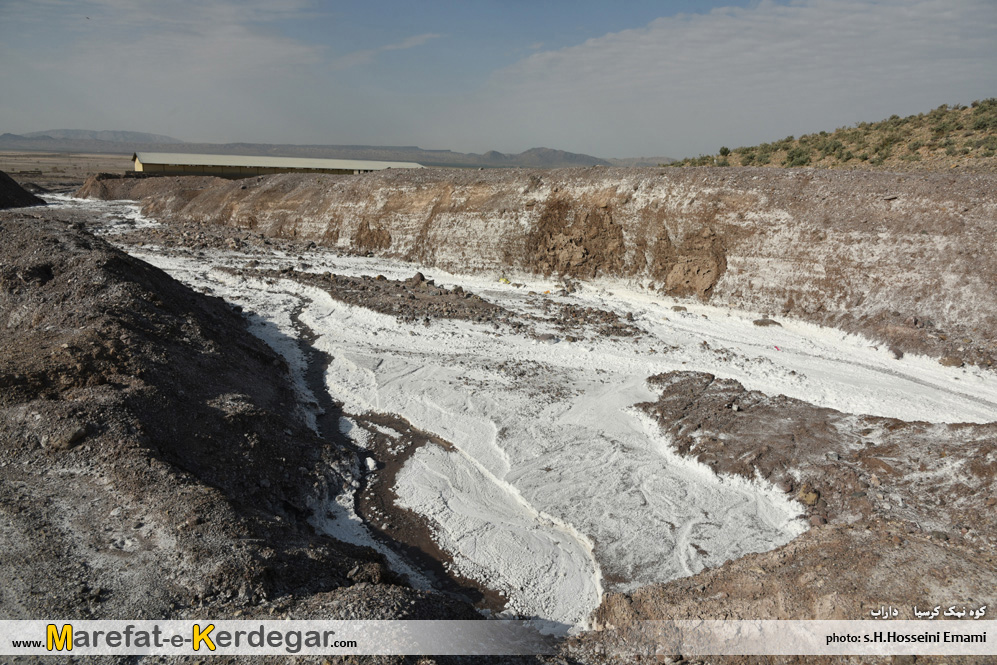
[61, 195, 997, 631]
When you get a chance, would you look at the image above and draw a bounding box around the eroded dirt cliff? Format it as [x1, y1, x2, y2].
[79, 167, 997, 369]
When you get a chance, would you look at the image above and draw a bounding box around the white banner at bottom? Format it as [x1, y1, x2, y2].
[0, 620, 556, 656]
[2, 619, 993, 656]
[593, 620, 993, 657]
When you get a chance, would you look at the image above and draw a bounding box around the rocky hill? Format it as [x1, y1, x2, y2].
[671, 98, 997, 172]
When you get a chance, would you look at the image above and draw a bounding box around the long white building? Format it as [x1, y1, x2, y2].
[131, 152, 423, 178]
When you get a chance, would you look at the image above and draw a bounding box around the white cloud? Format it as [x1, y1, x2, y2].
[330, 33, 443, 70]
[69, 0, 324, 78]
[436, 0, 997, 156]
[0, 0, 328, 139]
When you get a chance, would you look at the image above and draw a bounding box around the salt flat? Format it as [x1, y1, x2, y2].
[57, 195, 997, 631]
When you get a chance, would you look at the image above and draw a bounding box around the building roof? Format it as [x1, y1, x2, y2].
[132, 152, 423, 171]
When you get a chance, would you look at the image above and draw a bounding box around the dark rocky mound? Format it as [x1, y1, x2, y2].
[0, 214, 479, 626]
[0, 169, 45, 209]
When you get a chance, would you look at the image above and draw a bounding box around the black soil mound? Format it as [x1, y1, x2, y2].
[0, 169, 45, 209]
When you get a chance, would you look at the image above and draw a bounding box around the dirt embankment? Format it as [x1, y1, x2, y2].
[0, 212, 483, 628]
[637, 371, 997, 531]
[79, 167, 997, 368]
[569, 370, 997, 664]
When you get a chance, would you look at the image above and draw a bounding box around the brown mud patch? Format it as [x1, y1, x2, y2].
[532, 295, 645, 340]
[353, 219, 392, 253]
[224, 262, 645, 343]
[649, 226, 727, 298]
[578, 521, 997, 664]
[637, 371, 997, 535]
[523, 198, 627, 279]
[240, 266, 511, 326]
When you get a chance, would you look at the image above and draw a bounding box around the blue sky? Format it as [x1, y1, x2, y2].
[1, 0, 994, 158]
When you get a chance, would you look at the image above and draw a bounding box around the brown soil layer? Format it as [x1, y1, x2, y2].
[636, 371, 997, 533]
[573, 520, 996, 665]
[224, 265, 643, 344]
[77, 167, 997, 372]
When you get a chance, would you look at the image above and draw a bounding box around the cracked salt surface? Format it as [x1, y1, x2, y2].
[66, 196, 997, 631]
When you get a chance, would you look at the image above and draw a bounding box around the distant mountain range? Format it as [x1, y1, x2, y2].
[0, 130, 673, 169]
[21, 129, 185, 144]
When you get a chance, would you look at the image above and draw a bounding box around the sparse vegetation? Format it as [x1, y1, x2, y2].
[783, 146, 811, 167]
[670, 99, 997, 171]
